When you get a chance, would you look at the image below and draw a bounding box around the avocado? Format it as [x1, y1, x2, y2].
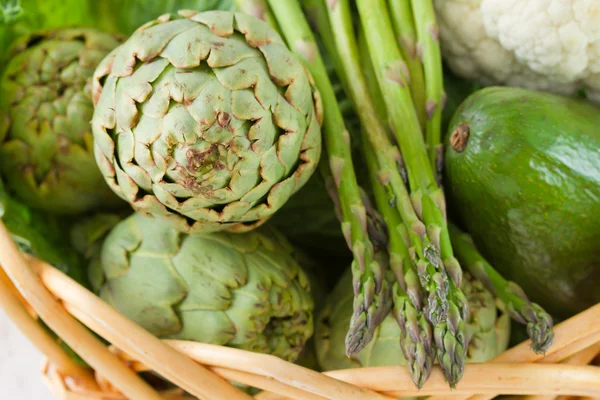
[444, 86, 600, 318]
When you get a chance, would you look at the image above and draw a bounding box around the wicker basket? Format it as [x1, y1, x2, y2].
[0, 220, 599, 400]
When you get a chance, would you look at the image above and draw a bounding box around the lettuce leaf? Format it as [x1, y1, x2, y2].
[0, 0, 95, 62]
[0, 159, 86, 286]
[90, 0, 235, 35]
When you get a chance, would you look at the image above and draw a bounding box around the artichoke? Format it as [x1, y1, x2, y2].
[92, 212, 314, 362]
[0, 27, 125, 215]
[315, 269, 510, 370]
[91, 10, 322, 234]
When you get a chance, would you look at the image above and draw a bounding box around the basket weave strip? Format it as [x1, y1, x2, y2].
[519, 343, 600, 400]
[88, 342, 600, 399]
[325, 364, 600, 397]
[96, 352, 335, 400]
[0, 267, 95, 389]
[42, 361, 195, 400]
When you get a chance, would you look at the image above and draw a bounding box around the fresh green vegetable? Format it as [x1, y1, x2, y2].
[0, 28, 124, 215]
[91, 10, 322, 234]
[266, 0, 388, 355]
[92, 213, 314, 362]
[364, 137, 434, 387]
[268, 30, 358, 268]
[411, 0, 444, 178]
[387, 0, 426, 129]
[315, 268, 510, 370]
[323, 0, 440, 387]
[326, 0, 448, 325]
[445, 86, 600, 318]
[434, 0, 600, 104]
[356, 0, 468, 386]
[69, 212, 127, 290]
[449, 222, 554, 354]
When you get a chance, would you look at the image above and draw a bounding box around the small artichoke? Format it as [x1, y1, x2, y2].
[92, 213, 314, 362]
[91, 10, 322, 234]
[0, 28, 124, 215]
[315, 269, 510, 370]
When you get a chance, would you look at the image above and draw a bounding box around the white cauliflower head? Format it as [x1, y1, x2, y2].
[434, 0, 600, 102]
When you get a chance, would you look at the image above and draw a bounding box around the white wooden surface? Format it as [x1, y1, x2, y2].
[0, 309, 52, 399]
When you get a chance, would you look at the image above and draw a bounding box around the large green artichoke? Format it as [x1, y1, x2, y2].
[315, 269, 510, 370]
[91, 212, 314, 362]
[0, 28, 125, 215]
[91, 10, 322, 234]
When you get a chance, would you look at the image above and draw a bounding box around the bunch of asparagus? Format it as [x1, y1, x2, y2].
[235, 0, 554, 388]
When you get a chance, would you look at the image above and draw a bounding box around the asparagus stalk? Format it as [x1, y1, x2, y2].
[364, 135, 434, 388]
[356, 0, 469, 386]
[411, 0, 445, 181]
[324, 0, 449, 326]
[387, 0, 427, 129]
[266, 0, 388, 355]
[448, 223, 555, 354]
[302, 0, 349, 92]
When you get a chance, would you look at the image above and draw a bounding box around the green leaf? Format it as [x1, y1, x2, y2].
[0, 175, 87, 287]
[0, 0, 96, 65]
[90, 0, 236, 36]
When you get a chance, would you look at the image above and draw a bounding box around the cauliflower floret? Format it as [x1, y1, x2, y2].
[434, 0, 600, 102]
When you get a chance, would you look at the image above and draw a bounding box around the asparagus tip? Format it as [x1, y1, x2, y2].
[434, 304, 468, 387]
[345, 311, 371, 356]
[505, 285, 554, 354]
[345, 278, 392, 356]
[524, 303, 554, 354]
[394, 296, 435, 388]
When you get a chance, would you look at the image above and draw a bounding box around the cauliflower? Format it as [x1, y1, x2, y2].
[434, 0, 600, 103]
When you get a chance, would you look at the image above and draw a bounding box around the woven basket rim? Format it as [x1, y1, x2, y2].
[0, 220, 599, 400]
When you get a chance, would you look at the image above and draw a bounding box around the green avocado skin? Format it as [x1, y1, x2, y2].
[444, 86, 600, 318]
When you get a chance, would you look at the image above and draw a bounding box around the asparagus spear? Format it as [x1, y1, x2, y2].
[449, 223, 555, 354]
[387, 0, 427, 129]
[364, 135, 434, 388]
[356, 0, 469, 386]
[357, 28, 388, 124]
[411, 0, 445, 181]
[323, 0, 449, 326]
[302, 0, 349, 93]
[266, 0, 388, 355]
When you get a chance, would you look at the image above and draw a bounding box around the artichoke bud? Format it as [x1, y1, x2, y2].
[0, 28, 125, 215]
[95, 212, 315, 362]
[91, 10, 323, 234]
